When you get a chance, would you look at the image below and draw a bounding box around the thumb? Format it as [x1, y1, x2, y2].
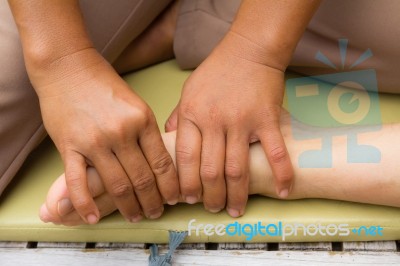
[165, 104, 179, 132]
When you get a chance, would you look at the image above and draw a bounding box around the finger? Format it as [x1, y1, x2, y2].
[93, 153, 142, 223]
[165, 104, 179, 132]
[225, 131, 249, 217]
[259, 122, 294, 198]
[116, 144, 164, 219]
[64, 152, 99, 224]
[140, 122, 179, 205]
[176, 118, 202, 204]
[41, 193, 117, 226]
[55, 167, 106, 217]
[200, 131, 226, 213]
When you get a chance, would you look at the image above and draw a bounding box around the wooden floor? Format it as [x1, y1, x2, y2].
[0, 241, 399, 265]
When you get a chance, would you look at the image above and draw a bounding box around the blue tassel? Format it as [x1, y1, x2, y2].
[148, 231, 188, 266]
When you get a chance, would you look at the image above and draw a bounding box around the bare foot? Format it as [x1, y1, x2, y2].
[40, 132, 179, 226]
[40, 112, 295, 225]
[112, 0, 181, 74]
[39, 168, 116, 226]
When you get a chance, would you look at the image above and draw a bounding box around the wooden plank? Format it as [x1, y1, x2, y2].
[1, 249, 400, 266]
[94, 242, 145, 249]
[0, 242, 27, 248]
[177, 243, 206, 250]
[243, 243, 268, 250]
[217, 243, 244, 250]
[343, 241, 397, 251]
[36, 242, 86, 248]
[279, 242, 332, 251]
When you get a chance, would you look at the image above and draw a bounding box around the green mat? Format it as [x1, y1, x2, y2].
[1, 60, 399, 243]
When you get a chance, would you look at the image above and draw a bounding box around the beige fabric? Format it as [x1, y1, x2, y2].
[290, 0, 400, 93]
[175, 0, 400, 94]
[0, 0, 171, 196]
[173, 0, 241, 69]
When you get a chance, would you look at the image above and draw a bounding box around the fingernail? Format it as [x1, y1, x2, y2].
[227, 208, 241, 218]
[279, 189, 289, 199]
[147, 207, 164, 219]
[130, 214, 143, 223]
[86, 214, 98, 224]
[167, 198, 179, 205]
[207, 208, 222, 213]
[148, 212, 163, 219]
[185, 196, 198, 204]
[57, 198, 74, 216]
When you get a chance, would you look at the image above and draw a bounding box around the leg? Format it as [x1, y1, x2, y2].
[112, 0, 243, 73]
[289, 0, 400, 93]
[40, 111, 400, 225]
[112, 0, 181, 74]
[0, 1, 46, 195]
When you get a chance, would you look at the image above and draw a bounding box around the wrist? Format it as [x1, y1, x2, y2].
[217, 30, 291, 72]
[27, 47, 107, 97]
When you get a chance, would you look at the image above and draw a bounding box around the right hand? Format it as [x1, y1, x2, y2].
[34, 48, 179, 224]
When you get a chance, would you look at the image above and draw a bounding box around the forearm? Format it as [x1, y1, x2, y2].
[8, 0, 101, 94]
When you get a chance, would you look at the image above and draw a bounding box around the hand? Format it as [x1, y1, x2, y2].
[35, 48, 179, 224]
[166, 35, 294, 217]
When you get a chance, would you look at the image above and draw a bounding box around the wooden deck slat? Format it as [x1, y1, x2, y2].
[243, 243, 268, 250]
[0, 242, 27, 248]
[177, 243, 206, 250]
[279, 242, 332, 251]
[217, 243, 245, 250]
[0, 248, 399, 266]
[36, 242, 86, 248]
[343, 241, 397, 251]
[94, 242, 145, 249]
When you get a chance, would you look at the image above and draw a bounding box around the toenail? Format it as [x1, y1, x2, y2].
[57, 198, 74, 216]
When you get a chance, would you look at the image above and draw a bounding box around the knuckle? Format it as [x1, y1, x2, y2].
[207, 104, 220, 121]
[151, 153, 174, 177]
[129, 103, 154, 128]
[269, 146, 288, 164]
[109, 182, 133, 198]
[133, 174, 156, 193]
[180, 102, 203, 124]
[261, 105, 281, 119]
[258, 106, 281, 127]
[71, 197, 92, 211]
[176, 146, 196, 165]
[65, 172, 85, 193]
[225, 162, 243, 182]
[85, 133, 114, 152]
[200, 164, 220, 183]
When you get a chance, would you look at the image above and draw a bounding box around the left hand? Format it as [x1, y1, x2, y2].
[165, 34, 294, 217]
